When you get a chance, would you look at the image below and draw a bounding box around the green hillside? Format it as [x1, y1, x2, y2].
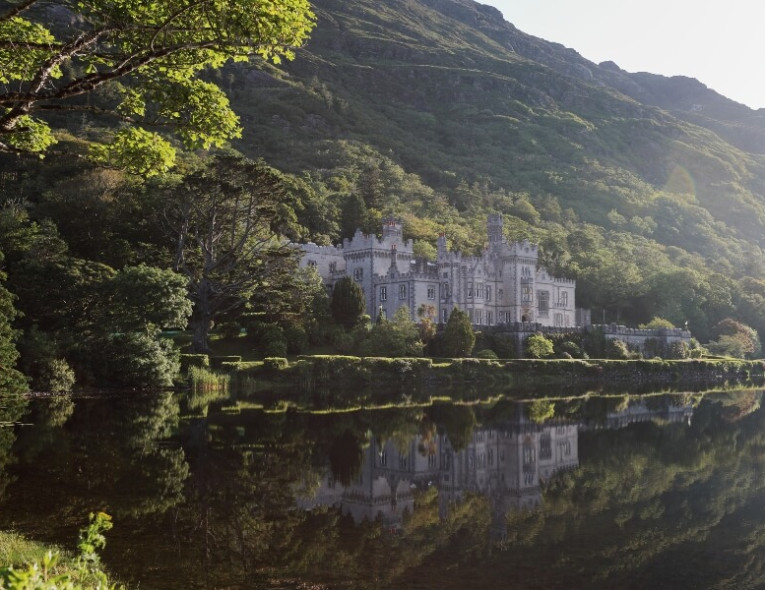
[212, 0, 765, 340]
[3, 0, 765, 369]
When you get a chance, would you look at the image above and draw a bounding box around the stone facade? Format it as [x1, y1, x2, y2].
[300, 215, 578, 327]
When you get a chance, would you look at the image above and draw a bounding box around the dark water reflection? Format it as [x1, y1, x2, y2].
[1, 389, 765, 589]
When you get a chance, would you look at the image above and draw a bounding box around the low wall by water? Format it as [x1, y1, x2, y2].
[482, 323, 692, 357]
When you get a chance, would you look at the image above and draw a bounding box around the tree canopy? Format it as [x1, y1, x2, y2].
[0, 0, 315, 174]
[162, 154, 304, 352]
[330, 276, 366, 330]
[441, 308, 475, 358]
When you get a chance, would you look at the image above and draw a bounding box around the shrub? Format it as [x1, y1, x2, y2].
[604, 338, 631, 360]
[474, 349, 499, 359]
[210, 355, 242, 368]
[85, 333, 180, 389]
[284, 325, 309, 354]
[37, 358, 76, 393]
[555, 340, 582, 359]
[667, 340, 690, 359]
[525, 333, 554, 359]
[332, 331, 355, 354]
[180, 353, 210, 373]
[263, 357, 289, 370]
[259, 324, 288, 357]
[639, 317, 675, 329]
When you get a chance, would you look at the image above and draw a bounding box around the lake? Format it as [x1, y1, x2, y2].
[1, 388, 764, 589]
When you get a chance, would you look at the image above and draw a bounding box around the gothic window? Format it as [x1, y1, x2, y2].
[399, 284, 407, 299]
[555, 313, 563, 327]
[468, 309, 474, 322]
[522, 444, 536, 472]
[522, 286, 533, 303]
[486, 286, 491, 302]
[380, 450, 388, 466]
[441, 282, 449, 298]
[468, 283, 474, 297]
[538, 290, 550, 315]
[540, 435, 552, 460]
[487, 311, 493, 325]
[329, 262, 336, 273]
[428, 453, 437, 468]
[559, 291, 569, 306]
[488, 448, 494, 466]
[380, 286, 387, 301]
[308, 260, 317, 268]
[476, 310, 483, 324]
[443, 272, 448, 278]
[476, 284, 484, 298]
[498, 289, 503, 302]
[427, 286, 436, 300]
[442, 308, 448, 323]
[353, 268, 363, 281]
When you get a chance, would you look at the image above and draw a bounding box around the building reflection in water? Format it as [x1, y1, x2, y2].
[296, 399, 694, 535]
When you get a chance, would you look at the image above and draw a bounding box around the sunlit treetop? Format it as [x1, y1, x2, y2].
[0, 0, 315, 175]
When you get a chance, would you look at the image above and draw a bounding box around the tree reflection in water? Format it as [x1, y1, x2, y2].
[3, 391, 765, 589]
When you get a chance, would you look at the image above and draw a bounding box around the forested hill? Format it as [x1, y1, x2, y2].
[207, 0, 765, 341]
[4, 0, 765, 370]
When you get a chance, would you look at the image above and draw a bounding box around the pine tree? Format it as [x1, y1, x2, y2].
[0, 261, 28, 393]
[442, 308, 475, 358]
[330, 277, 366, 330]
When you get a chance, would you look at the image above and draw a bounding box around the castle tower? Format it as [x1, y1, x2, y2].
[437, 232, 447, 257]
[382, 217, 403, 241]
[487, 214, 504, 248]
[389, 243, 398, 273]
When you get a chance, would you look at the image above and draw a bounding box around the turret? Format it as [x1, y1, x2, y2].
[389, 243, 398, 273]
[437, 232, 447, 257]
[487, 214, 504, 247]
[382, 217, 403, 241]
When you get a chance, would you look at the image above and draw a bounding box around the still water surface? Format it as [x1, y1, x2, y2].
[1, 389, 765, 589]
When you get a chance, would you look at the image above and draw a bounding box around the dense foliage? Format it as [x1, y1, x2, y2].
[0, 0, 315, 174]
[5, 0, 765, 389]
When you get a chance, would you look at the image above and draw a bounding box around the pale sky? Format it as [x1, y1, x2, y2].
[484, 0, 765, 110]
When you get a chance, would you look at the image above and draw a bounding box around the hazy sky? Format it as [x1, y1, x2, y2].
[484, 0, 765, 109]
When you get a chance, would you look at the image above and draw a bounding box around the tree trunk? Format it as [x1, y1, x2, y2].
[190, 279, 214, 353]
[190, 317, 213, 354]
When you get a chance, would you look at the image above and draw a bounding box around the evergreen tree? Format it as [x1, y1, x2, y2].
[340, 193, 368, 240]
[442, 308, 475, 358]
[0, 257, 27, 393]
[330, 277, 366, 330]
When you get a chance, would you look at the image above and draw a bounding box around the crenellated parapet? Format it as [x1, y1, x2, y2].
[299, 215, 583, 330]
[343, 227, 414, 254]
[301, 242, 344, 257]
[372, 268, 439, 284]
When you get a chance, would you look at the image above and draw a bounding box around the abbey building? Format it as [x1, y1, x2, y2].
[300, 215, 578, 327]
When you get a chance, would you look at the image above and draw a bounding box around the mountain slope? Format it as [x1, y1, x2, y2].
[229, 0, 765, 242]
[214, 0, 765, 337]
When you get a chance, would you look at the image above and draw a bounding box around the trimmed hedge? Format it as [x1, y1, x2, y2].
[194, 354, 765, 410]
[210, 355, 242, 369]
[180, 354, 209, 373]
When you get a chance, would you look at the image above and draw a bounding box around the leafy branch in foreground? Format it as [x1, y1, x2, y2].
[0, 0, 315, 174]
[0, 512, 122, 589]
